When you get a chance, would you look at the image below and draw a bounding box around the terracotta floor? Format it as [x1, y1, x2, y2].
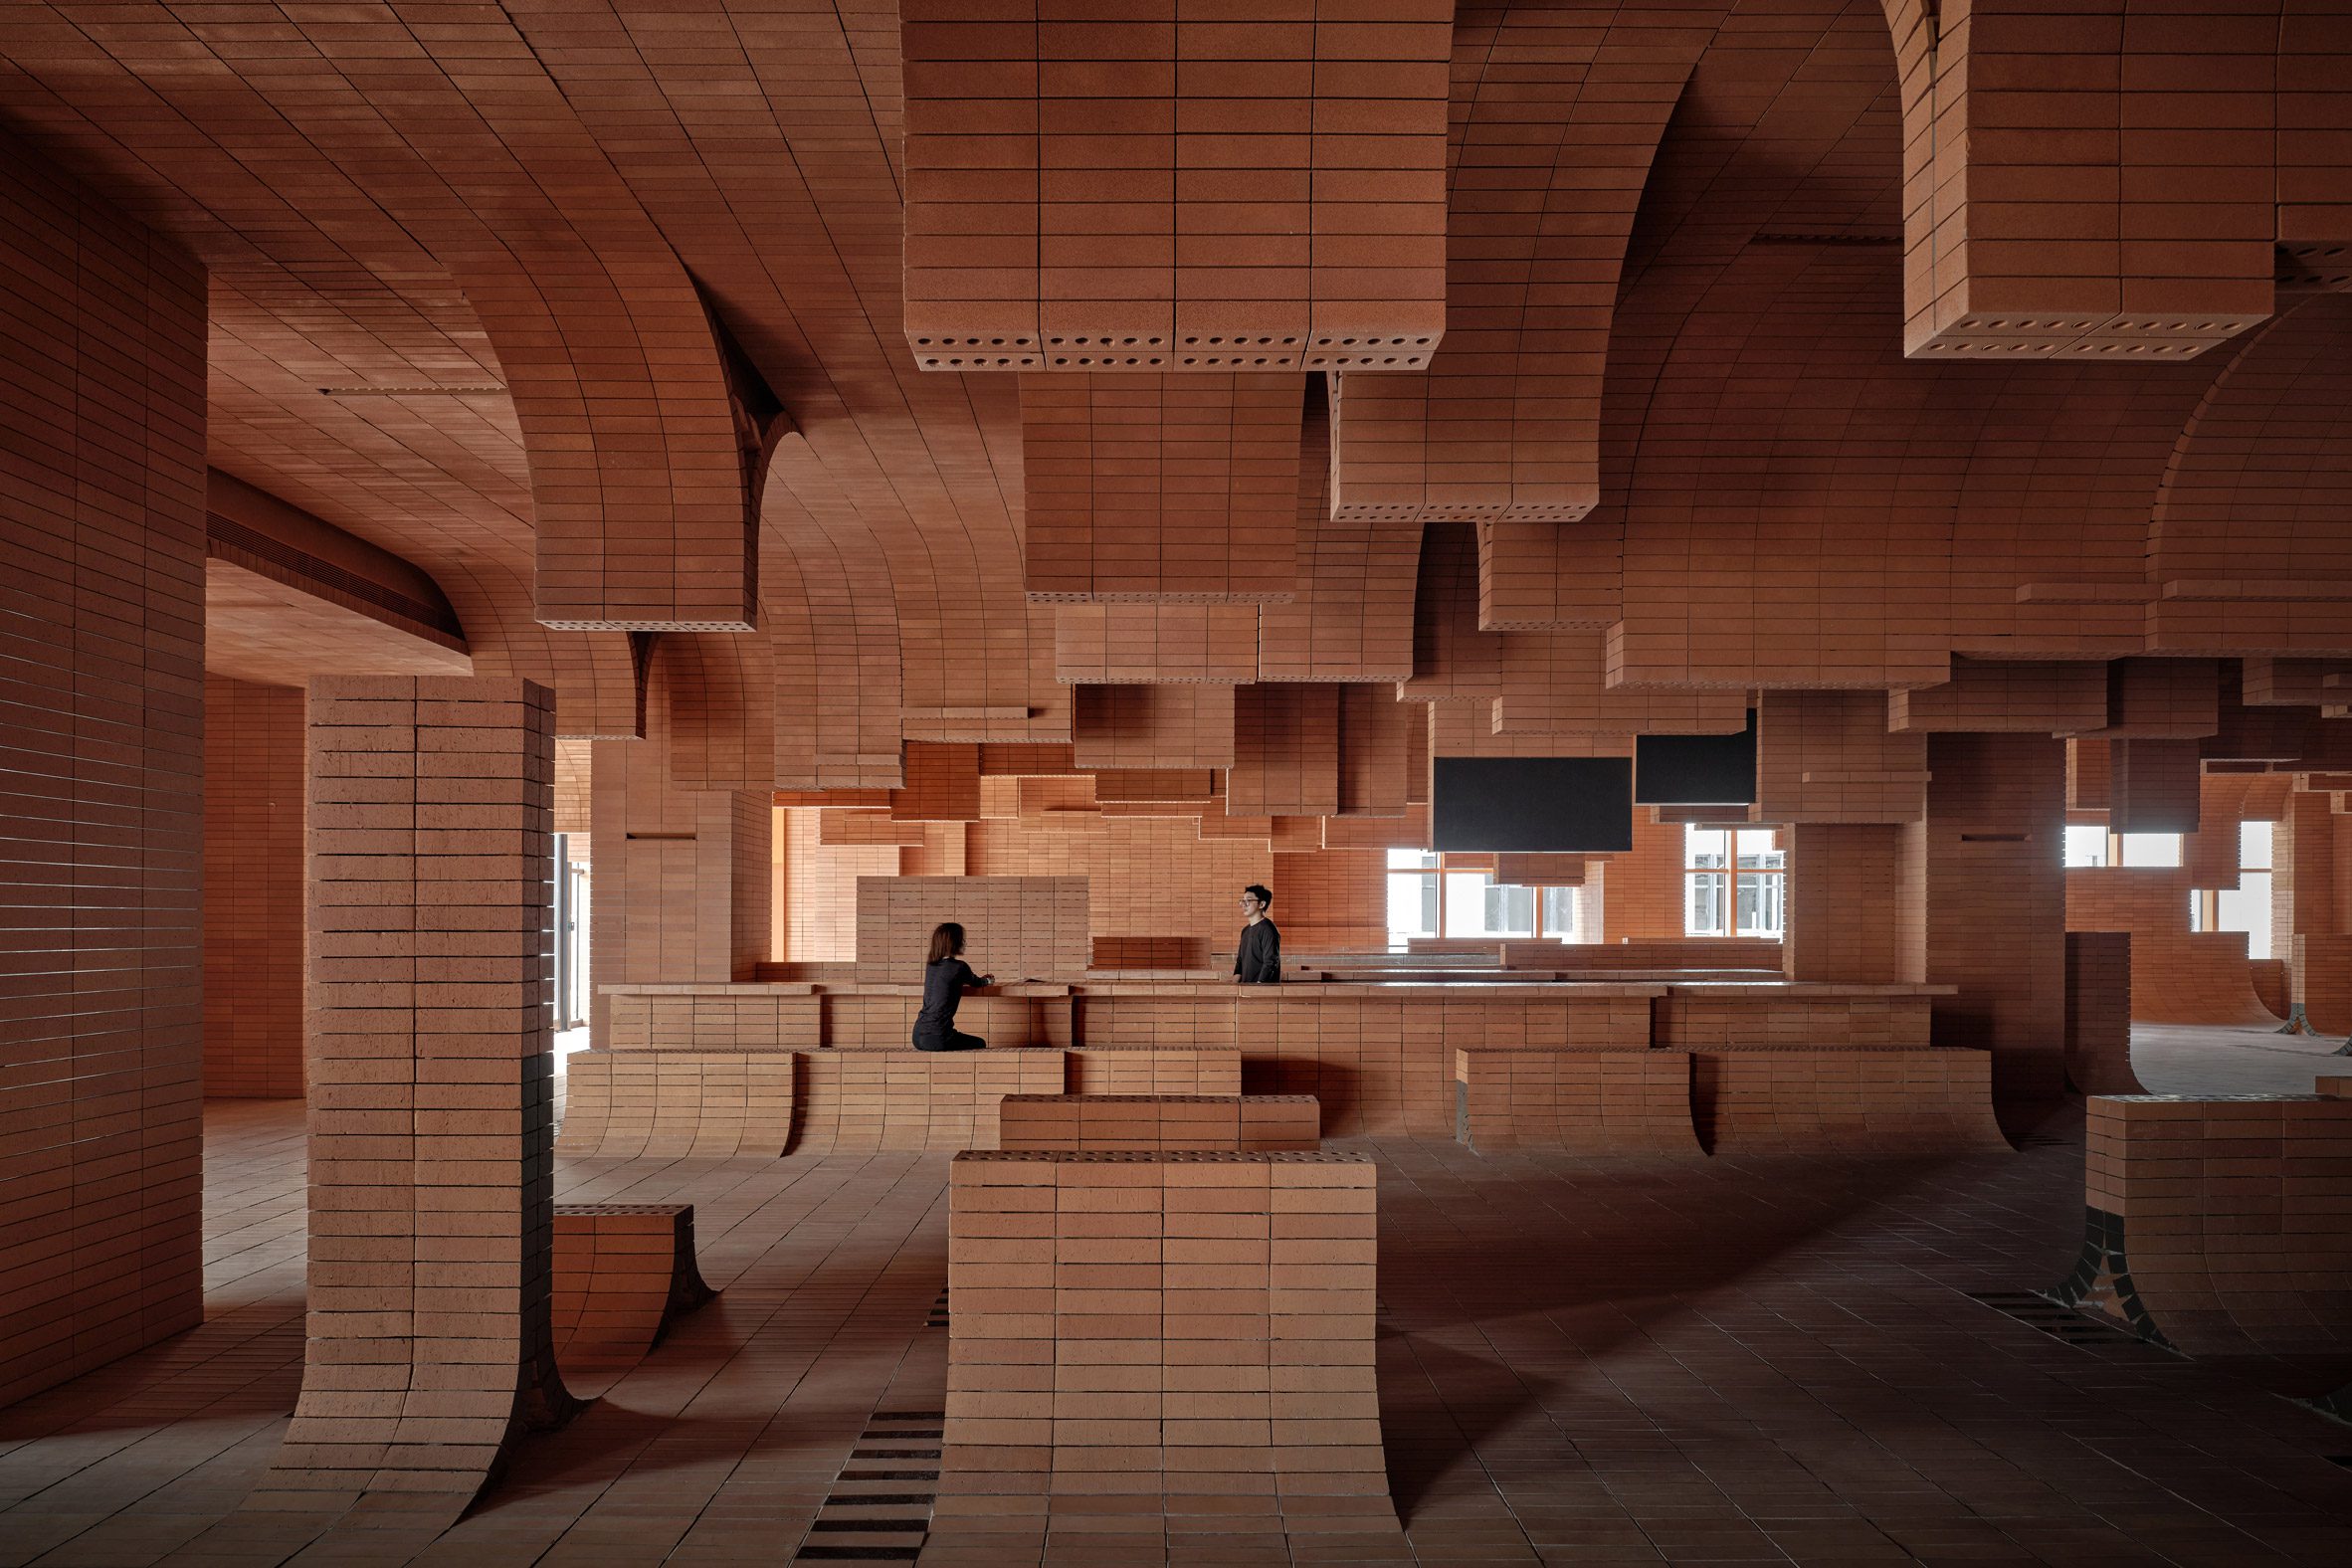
[3, 1060, 2350, 1566]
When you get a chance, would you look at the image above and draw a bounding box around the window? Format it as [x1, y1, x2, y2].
[1385, 848, 1579, 947]
[1541, 885, 1576, 938]
[2190, 820, 2273, 959]
[1482, 882, 1535, 937]
[1385, 849, 1439, 945]
[2064, 827, 2184, 869]
[2062, 825, 2110, 868]
[1684, 826, 1785, 938]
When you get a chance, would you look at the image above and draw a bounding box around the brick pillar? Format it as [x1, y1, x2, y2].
[0, 141, 206, 1409]
[1782, 824, 1911, 983]
[588, 735, 773, 1042]
[204, 675, 307, 1097]
[1907, 733, 2068, 1099]
[270, 677, 573, 1518]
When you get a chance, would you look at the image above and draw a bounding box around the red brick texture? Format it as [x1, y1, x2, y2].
[935, 1151, 1393, 1550]
[0, 142, 206, 1410]
[997, 1093, 1320, 1153]
[2057, 1094, 2352, 1394]
[203, 675, 306, 1097]
[268, 677, 572, 1514]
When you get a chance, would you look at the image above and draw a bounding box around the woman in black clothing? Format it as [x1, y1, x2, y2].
[913, 922, 992, 1051]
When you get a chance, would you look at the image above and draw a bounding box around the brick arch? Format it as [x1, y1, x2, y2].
[2147, 293, 2352, 656]
[464, 254, 755, 635]
[756, 423, 907, 791]
[1327, 0, 1730, 525]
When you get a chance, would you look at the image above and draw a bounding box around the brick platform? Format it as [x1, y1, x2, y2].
[997, 1094, 1320, 1153]
[932, 1150, 1394, 1556]
[1454, 1049, 1699, 1155]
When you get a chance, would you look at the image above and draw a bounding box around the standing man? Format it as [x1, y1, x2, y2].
[1234, 883, 1281, 983]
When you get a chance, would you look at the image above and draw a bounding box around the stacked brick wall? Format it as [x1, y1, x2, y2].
[793, 1050, 1070, 1152]
[589, 735, 770, 1041]
[854, 876, 1090, 983]
[203, 675, 306, 1096]
[0, 145, 206, 1408]
[1453, 1050, 1698, 1154]
[936, 1151, 1391, 1548]
[997, 1094, 1320, 1153]
[1691, 1050, 2008, 1155]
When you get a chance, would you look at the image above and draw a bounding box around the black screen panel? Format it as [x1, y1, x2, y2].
[1634, 710, 1757, 806]
[1431, 756, 1634, 853]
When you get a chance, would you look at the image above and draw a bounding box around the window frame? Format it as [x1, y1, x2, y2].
[1683, 825, 1786, 939]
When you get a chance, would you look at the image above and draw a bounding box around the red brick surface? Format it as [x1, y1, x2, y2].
[0, 142, 206, 1409]
[936, 1151, 1392, 1549]
[269, 677, 570, 1513]
[203, 676, 307, 1098]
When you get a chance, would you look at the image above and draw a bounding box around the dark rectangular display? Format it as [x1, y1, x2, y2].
[1635, 710, 1757, 806]
[1431, 756, 1634, 853]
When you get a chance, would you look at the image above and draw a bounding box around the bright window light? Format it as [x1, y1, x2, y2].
[2062, 825, 2109, 868]
[2118, 833, 2183, 868]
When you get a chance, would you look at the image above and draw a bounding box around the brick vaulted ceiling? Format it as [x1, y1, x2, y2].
[3, 1, 2349, 771]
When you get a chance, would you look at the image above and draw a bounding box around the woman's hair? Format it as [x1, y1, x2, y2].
[927, 922, 966, 964]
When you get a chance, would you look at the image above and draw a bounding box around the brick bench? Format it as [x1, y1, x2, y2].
[1453, 1049, 1698, 1155]
[997, 1093, 1319, 1152]
[560, 1051, 796, 1158]
[1690, 1048, 2009, 1155]
[2320, 1076, 2350, 1097]
[932, 1150, 1394, 1551]
[551, 1203, 718, 1394]
[1066, 1044, 1243, 1096]
[794, 1048, 1070, 1152]
[2051, 1093, 2352, 1397]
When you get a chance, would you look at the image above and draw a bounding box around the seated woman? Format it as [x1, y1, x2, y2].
[912, 921, 993, 1052]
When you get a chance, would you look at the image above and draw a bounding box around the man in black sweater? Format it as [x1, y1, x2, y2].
[1233, 883, 1281, 984]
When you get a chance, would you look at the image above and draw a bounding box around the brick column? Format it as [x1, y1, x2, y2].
[0, 141, 206, 1409]
[270, 677, 573, 1518]
[1907, 733, 2069, 1099]
[587, 735, 773, 1043]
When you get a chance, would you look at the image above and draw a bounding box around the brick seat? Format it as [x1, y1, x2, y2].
[1454, 1049, 1697, 1155]
[1691, 1048, 2008, 1154]
[1066, 1044, 1243, 1095]
[998, 1093, 1319, 1152]
[2051, 1094, 2352, 1399]
[551, 1203, 718, 1395]
[560, 1051, 795, 1158]
[793, 1048, 1070, 1152]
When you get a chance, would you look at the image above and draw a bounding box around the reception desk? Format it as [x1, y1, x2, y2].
[601, 976, 1953, 1141]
